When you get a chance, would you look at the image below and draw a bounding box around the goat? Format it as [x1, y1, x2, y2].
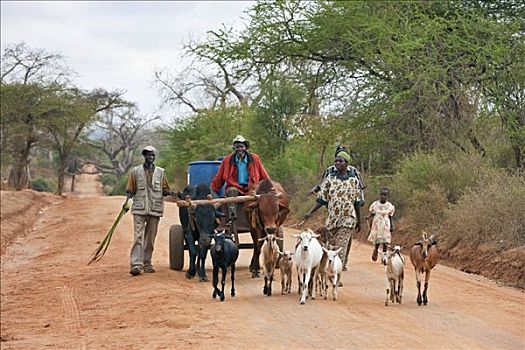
[278, 250, 294, 294]
[323, 246, 343, 301]
[409, 231, 439, 306]
[382, 245, 405, 306]
[259, 233, 283, 296]
[316, 246, 329, 300]
[210, 232, 239, 302]
[292, 229, 323, 305]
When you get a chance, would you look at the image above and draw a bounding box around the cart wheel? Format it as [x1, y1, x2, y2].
[169, 224, 184, 271]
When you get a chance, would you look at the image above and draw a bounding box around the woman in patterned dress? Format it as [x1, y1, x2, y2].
[303, 151, 361, 263]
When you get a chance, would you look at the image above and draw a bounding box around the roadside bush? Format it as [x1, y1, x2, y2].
[100, 174, 117, 187]
[443, 171, 525, 251]
[109, 176, 128, 196]
[391, 151, 496, 218]
[31, 177, 56, 193]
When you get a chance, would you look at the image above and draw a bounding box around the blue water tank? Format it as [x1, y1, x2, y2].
[187, 160, 225, 196]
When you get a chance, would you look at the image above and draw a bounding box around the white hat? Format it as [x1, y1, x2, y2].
[232, 135, 249, 148]
[142, 145, 156, 155]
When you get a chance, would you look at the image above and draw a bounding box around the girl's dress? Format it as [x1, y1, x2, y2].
[367, 200, 395, 244]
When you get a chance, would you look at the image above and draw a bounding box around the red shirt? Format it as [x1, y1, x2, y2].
[211, 152, 270, 195]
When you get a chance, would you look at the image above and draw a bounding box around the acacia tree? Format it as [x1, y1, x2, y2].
[0, 42, 71, 189]
[84, 106, 158, 179]
[42, 88, 128, 195]
[191, 1, 524, 171]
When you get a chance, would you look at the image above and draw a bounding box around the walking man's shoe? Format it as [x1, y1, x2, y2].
[144, 265, 156, 273]
[371, 250, 378, 262]
[130, 266, 142, 276]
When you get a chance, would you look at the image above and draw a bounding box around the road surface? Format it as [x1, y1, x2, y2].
[1, 168, 524, 349]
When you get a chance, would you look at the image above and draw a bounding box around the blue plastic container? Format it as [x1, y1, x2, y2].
[187, 160, 225, 196]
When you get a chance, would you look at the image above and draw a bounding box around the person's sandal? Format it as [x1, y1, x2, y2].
[371, 250, 378, 262]
[130, 266, 142, 276]
[144, 266, 156, 273]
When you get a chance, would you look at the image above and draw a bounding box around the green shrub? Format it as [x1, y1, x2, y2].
[391, 150, 497, 218]
[100, 174, 117, 187]
[31, 177, 56, 193]
[109, 176, 128, 196]
[443, 171, 525, 251]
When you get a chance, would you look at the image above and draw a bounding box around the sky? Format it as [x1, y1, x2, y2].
[1, 1, 254, 118]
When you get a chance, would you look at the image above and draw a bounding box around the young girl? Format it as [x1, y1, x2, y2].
[367, 187, 395, 262]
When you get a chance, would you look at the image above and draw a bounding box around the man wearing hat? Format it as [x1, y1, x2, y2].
[303, 150, 361, 266]
[124, 145, 173, 276]
[211, 135, 270, 196]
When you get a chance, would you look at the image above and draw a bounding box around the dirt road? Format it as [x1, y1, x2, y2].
[1, 170, 524, 350]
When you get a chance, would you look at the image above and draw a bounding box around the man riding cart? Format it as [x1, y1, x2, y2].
[169, 135, 288, 276]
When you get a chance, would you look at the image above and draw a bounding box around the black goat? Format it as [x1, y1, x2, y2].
[210, 232, 239, 301]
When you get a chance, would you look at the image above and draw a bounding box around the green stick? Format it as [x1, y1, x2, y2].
[88, 201, 129, 265]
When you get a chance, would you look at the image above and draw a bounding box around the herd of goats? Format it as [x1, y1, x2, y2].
[178, 180, 439, 306]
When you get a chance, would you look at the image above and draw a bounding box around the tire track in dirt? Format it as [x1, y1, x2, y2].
[60, 282, 87, 350]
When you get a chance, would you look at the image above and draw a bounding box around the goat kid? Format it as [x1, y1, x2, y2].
[211, 232, 239, 302]
[293, 229, 323, 305]
[409, 231, 438, 306]
[382, 245, 404, 306]
[323, 247, 343, 301]
[278, 250, 294, 294]
[259, 233, 283, 296]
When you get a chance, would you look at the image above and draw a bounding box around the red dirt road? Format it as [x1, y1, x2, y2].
[1, 170, 524, 349]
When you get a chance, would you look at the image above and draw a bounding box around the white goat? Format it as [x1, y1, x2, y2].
[259, 233, 282, 296]
[323, 246, 343, 301]
[292, 229, 323, 305]
[278, 250, 294, 294]
[382, 245, 405, 306]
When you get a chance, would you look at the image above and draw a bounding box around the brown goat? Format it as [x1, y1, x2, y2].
[409, 231, 439, 306]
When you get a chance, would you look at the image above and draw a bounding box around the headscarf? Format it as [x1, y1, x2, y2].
[336, 151, 351, 163]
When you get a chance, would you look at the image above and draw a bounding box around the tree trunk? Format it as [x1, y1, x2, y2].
[7, 142, 33, 190]
[57, 160, 67, 196]
[513, 145, 524, 170]
[7, 162, 31, 190]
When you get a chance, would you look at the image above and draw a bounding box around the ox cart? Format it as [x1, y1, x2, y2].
[168, 160, 285, 271]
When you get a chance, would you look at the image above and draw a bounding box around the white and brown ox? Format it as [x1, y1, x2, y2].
[409, 231, 439, 306]
[245, 179, 289, 278]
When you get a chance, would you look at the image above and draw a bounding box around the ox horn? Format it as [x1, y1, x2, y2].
[291, 234, 300, 238]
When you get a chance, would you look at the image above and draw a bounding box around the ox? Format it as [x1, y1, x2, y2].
[409, 231, 439, 306]
[211, 232, 239, 302]
[245, 179, 290, 278]
[179, 183, 220, 282]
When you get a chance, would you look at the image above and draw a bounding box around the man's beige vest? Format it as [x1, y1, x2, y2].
[130, 165, 165, 217]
